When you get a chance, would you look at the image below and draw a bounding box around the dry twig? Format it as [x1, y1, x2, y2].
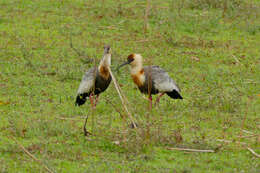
[69, 36, 83, 57]
[167, 147, 215, 153]
[216, 139, 247, 145]
[69, 35, 92, 63]
[108, 67, 137, 128]
[217, 139, 260, 158]
[240, 134, 258, 139]
[135, 39, 151, 43]
[10, 136, 54, 173]
[242, 130, 254, 134]
[55, 117, 85, 121]
[247, 147, 260, 158]
[144, 0, 151, 32]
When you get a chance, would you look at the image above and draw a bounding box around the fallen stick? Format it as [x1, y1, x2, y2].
[167, 147, 215, 153]
[217, 139, 260, 158]
[55, 117, 86, 121]
[143, 0, 151, 32]
[247, 147, 260, 158]
[108, 67, 137, 128]
[232, 55, 241, 65]
[135, 39, 151, 43]
[216, 139, 247, 145]
[242, 130, 254, 134]
[240, 134, 258, 139]
[10, 136, 54, 173]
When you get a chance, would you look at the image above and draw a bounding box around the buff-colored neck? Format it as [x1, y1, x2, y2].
[130, 57, 145, 86]
[98, 53, 111, 79]
[99, 54, 111, 69]
[131, 63, 143, 75]
[130, 54, 143, 75]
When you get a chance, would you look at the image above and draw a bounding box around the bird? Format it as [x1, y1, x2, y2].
[75, 45, 112, 107]
[117, 53, 182, 108]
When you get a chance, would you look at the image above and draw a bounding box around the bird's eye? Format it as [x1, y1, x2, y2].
[127, 54, 135, 62]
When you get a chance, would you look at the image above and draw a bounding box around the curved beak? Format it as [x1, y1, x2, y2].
[116, 61, 130, 71]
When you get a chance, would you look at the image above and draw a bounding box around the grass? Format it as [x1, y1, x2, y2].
[0, 0, 260, 172]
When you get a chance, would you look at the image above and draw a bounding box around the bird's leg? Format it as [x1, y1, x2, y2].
[148, 95, 152, 110]
[94, 94, 100, 108]
[89, 93, 95, 109]
[155, 93, 165, 106]
[83, 115, 91, 136]
[83, 93, 95, 136]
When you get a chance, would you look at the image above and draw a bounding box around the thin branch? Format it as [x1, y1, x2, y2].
[232, 55, 242, 65]
[242, 130, 254, 134]
[239, 97, 251, 141]
[98, 26, 123, 30]
[144, 0, 151, 32]
[69, 35, 92, 63]
[69, 35, 83, 57]
[167, 147, 215, 153]
[10, 136, 54, 173]
[108, 67, 137, 128]
[240, 134, 258, 139]
[247, 147, 260, 158]
[104, 97, 124, 119]
[135, 39, 152, 43]
[55, 117, 85, 121]
[216, 139, 247, 145]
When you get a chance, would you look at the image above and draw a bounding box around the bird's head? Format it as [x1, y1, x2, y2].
[103, 45, 111, 54]
[100, 45, 111, 67]
[117, 54, 143, 70]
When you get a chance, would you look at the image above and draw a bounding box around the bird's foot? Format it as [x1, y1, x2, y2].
[83, 115, 91, 136]
[154, 93, 165, 106]
[129, 122, 138, 129]
[83, 128, 92, 136]
[94, 94, 99, 107]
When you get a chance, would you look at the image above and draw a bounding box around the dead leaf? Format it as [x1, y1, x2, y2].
[174, 131, 183, 143]
[0, 101, 10, 105]
[27, 144, 42, 153]
[113, 141, 120, 145]
[22, 129, 27, 137]
[191, 56, 200, 62]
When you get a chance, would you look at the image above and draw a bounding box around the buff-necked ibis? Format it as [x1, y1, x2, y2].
[75, 45, 112, 107]
[117, 54, 182, 108]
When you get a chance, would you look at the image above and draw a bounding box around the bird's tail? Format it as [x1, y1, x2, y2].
[166, 90, 183, 99]
[75, 94, 87, 106]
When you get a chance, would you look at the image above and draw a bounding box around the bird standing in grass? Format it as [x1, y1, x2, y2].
[117, 54, 182, 108]
[75, 45, 112, 107]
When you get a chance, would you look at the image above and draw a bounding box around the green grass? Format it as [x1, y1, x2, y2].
[1, 0, 260, 172]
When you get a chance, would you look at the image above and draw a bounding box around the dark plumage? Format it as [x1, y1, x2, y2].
[75, 46, 112, 106]
[117, 54, 183, 106]
[166, 89, 183, 99]
[75, 67, 112, 106]
[141, 66, 183, 99]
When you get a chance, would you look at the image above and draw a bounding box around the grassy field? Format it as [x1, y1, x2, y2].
[1, 0, 260, 172]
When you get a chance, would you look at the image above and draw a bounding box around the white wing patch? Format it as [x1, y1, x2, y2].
[155, 78, 180, 92]
[77, 67, 96, 94]
[145, 66, 180, 93]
